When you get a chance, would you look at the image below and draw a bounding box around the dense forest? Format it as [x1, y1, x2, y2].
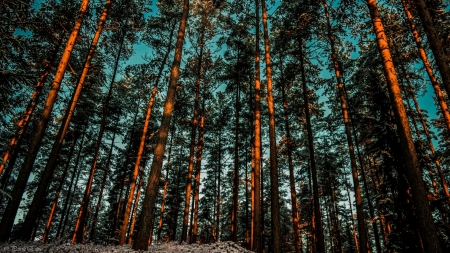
[1, 0, 450, 252]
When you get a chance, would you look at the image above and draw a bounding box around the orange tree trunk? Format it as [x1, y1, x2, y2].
[119, 75, 159, 245]
[366, 1, 442, 252]
[413, 0, 450, 96]
[395, 60, 441, 195]
[72, 28, 126, 244]
[192, 106, 205, 243]
[260, 0, 281, 251]
[126, 21, 175, 244]
[251, 0, 262, 251]
[111, 101, 141, 237]
[0, 35, 62, 177]
[132, 0, 189, 250]
[19, 1, 110, 241]
[182, 23, 204, 243]
[0, 0, 90, 242]
[321, 1, 370, 251]
[127, 170, 143, 245]
[404, 77, 450, 198]
[401, 0, 450, 132]
[42, 134, 78, 243]
[298, 40, 325, 253]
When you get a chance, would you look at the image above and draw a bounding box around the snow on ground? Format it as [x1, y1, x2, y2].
[0, 241, 252, 252]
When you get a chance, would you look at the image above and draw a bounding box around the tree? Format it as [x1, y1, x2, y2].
[132, 0, 190, 250]
[0, 0, 90, 241]
[366, 0, 442, 252]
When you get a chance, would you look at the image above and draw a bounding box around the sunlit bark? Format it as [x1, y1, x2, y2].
[0, 0, 90, 241]
[132, 0, 189, 249]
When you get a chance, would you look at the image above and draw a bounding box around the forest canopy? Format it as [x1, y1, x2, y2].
[1, 0, 450, 252]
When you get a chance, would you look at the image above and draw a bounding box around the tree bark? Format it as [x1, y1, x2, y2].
[401, 0, 450, 132]
[19, 1, 110, 241]
[132, 0, 189, 249]
[231, 51, 240, 243]
[192, 105, 205, 243]
[0, 0, 90, 241]
[251, 0, 262, 251]
[119, 60, 161, 246]
[111, 102, 141, 237]
[321, 2, 370, 251]
[216, 129, 222, 242]
[345, 180, 359, 252]
[127, 170, 144, 245]
[403, 73, 450, 198]
[182, 22, 204, 243]
[0, 35, 62, 178]
[260, 1, 281, 251]
[413, 0, 450, 97]
[366, 1, 442, 252]
[298, 40, 325, 253]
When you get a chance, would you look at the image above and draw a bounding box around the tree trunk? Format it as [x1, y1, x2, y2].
[182, 23, 204, 243]
[217, 129, 222, 242]
[396, 62, 440, 195]
[331, 183, 343, 253]
[157, 126, 175, 241]
[0, 35, 62, 178]
[127, 170, 144, 245]
[19, 2, 110, 241]
[119, 58, 162, 246]
[0, 0, 90, 242]
[72, 27, 125, 244]
[401, 0, 450, 132]
[345, 180, 359, 252]
[188, 166, 197, 243]
[321, 2, 370, 251]
[42, 133, 78, 243]
[366, 1, 442, 252]
[404, 75, 450, 198]
[132, 0, 189, 249]
[89, 169, 108, 242]
[260, 0, 281, 251]
[231, 51, 240, 243]
[112, 103, 141, 237]
[261, 151, 265, 252]
[298, 40, 325, 253]
[413, 0, 450, 97]
[251, 0, 262, 251]
[192, 106, 205, 243]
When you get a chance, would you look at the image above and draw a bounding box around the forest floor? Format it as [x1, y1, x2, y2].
[0, 241, 252, 252]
